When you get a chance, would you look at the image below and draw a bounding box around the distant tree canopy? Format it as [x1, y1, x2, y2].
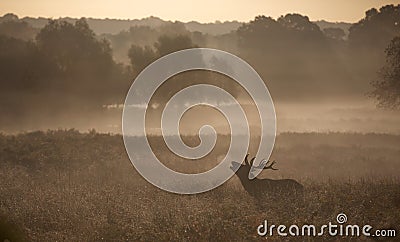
[371, 36, 400, 109]
[238, 14, 325, 54]
[349, 4, 400, 51]
[155, 34, 194, 56]
[323, 27, 345, 41]
[128, 34, 195, 73]
[1, 5, 400, 130]
[106, 21, 190, 63]
[127, 45, 156, 73]
[0, 20, 38, 40]
[128, 34, 241, 104]
[42, 19, 129, 105]
[0, 35, 39, 91]
[0, 18, 129, 118]
[236, 14, 350, 100]
[36, 19, 115, 84]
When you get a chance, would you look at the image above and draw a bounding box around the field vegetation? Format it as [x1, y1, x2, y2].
[0, 130, 399, 241]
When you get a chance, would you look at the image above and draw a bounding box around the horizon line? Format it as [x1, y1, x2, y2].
[1, 12, 355, 25]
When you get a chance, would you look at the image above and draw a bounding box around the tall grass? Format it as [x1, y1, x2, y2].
[0, 130, 399, 241]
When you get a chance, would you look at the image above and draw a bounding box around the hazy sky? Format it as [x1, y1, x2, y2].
[1, 0, 400, 23]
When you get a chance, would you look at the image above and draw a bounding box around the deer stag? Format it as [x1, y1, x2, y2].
[230, 154, 303, 197]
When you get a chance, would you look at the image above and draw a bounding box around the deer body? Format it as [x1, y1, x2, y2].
[231, 155, 303, 198]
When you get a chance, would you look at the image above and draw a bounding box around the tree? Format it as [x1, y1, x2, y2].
[349, 4, 400, 51]
[127, 34, 240, 104]
[0, 20, 38, 40]
[0, 18, 131, 129]
[0, 13, 19, 22]
[0, 35, 38, 92]
[371, 36, 400, 109]
[35, 18, 128, 106]
[277, 14, 322, 34]
[154, 34, 195, 56]
[128, 34, 195, 74]
[237, 15, 283, 53]
[236, 14, 342, 101]
[237, 14, 325, 54]
[105, 22, 189, 64]
[36, 18, 113, 77]
[128, 45, 156, 73]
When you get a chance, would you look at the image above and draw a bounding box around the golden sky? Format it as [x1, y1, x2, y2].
[1, 0, 400, 23]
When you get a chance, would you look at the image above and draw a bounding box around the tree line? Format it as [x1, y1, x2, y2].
[0, 4, 399, 128]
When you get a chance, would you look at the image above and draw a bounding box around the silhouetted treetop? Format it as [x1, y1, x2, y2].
[278, 14, 321, 33]
[36, 18, 113, 75]
[155, 34, 195, 56]
[128, 34, 196, 73]
[237, 14, 325, 53]
[349, 4, 400, 51]
[0, 13, 19, 22]
[0, 20, 38, 40]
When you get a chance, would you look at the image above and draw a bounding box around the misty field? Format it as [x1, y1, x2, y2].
[0, 130, 399, 241]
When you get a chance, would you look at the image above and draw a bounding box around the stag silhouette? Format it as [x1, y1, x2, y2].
[230, 154, 303, 198]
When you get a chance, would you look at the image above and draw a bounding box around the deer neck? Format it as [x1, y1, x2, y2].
[235, 169, 252, 187]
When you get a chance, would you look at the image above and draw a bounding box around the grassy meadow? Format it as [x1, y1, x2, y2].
[0, 130, 399, 241]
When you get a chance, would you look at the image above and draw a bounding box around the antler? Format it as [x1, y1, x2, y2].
[263, 159, 278, 170]
[244, 154, 250, 165]
[244, 154, 257, 166]
[253, 159, 278, 170]
[244, 155, 277, 171]
[250, 156, 256, 166]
